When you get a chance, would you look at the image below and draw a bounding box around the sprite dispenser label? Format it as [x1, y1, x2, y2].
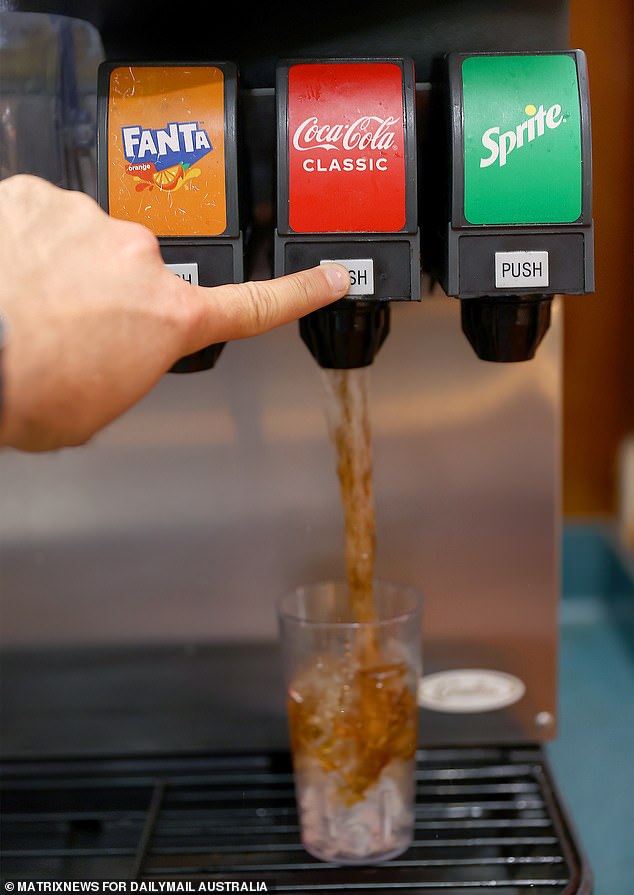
[462, 55, 582, 225]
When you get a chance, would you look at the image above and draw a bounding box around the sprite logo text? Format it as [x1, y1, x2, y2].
[480, 103, 564, 168]
[122, 122, 212, 166]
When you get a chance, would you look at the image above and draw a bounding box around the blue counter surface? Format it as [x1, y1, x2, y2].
[547, 523, 634, 895]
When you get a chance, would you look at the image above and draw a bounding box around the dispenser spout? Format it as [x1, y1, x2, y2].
[300, 301, 391, 369]
[460, 295, 552, 363]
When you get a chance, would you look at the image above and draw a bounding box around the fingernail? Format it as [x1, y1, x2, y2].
[322, 263, 350, 293]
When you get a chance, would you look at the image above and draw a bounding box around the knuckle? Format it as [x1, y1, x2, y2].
[0, 174, 45, 209]
[70, 188, 102, 215]
[241, 279, 278, 331]
[3, 173, 41, 193]
[288, 270, 314, 303]
[115, 219, 160, 258]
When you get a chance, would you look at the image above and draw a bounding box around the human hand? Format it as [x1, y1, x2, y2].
[0, 175, 350, 452]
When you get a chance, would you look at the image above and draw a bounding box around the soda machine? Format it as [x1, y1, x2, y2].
[0, 2, 597, 890]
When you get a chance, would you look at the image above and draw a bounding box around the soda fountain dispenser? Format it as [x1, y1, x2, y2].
[97, 62, 245, 372]
[426, 50, 594, 362]
[0, 2, 605, 883]
[274, 58, 420, 368]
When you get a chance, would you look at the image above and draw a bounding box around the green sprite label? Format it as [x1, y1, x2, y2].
[462, 54, 582, 225]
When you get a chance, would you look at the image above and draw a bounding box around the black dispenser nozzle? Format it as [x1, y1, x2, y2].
[300, 300, 391, 369]
[169, 343, 226, 373]
[460, 295, 553, 363]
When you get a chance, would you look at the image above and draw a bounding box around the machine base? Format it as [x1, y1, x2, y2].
[1, 745, 592, 890]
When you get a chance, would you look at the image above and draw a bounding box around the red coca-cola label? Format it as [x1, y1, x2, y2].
[287, 62, 406, 233]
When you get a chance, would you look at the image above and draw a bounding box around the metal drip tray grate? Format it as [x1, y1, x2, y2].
[1, 745, 591, 892]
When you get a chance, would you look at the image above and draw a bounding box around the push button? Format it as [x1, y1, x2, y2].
[320, 258, 375, 296]
[495, 251, 549, 288]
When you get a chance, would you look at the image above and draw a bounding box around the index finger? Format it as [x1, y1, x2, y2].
[176, 263, 351, 354]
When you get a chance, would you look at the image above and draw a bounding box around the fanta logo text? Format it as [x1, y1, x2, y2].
[292, 116, 398, 152]
[480, 103, 564, 169]
[122, 122, 212, 163]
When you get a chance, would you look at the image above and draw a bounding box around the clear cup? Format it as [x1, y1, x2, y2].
[277, 580, 422, 864]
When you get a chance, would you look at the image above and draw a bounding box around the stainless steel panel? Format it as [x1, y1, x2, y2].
[0, 288, 561, 744]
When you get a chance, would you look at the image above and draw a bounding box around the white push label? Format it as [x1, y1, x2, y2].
[495, 251, 549, 288]
[320, 258, 374, 296]
[166, 262, 199, 285]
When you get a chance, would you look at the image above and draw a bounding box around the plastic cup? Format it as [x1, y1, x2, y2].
[277, 580, 422, 864]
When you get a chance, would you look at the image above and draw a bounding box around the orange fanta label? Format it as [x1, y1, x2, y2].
[106, 66, 227, 237]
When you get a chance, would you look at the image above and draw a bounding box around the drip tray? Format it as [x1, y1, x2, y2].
[0, 745, 591, 893]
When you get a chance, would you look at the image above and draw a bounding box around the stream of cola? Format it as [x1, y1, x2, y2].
[285, 368, 417, 816]
[320, 367, 377, 623]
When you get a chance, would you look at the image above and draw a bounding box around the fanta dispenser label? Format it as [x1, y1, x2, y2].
[106, 66, 228, 237]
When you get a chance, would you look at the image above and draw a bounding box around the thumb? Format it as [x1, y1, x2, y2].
[177, 263, 350, 354]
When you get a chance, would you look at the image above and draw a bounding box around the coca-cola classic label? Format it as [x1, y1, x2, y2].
[287, 63, 406, 233]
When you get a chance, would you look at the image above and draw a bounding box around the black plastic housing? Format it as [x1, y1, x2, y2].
[424, 50, 594, 362]
[274, 57, 420, 369]
[97, 61, 246, 372]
